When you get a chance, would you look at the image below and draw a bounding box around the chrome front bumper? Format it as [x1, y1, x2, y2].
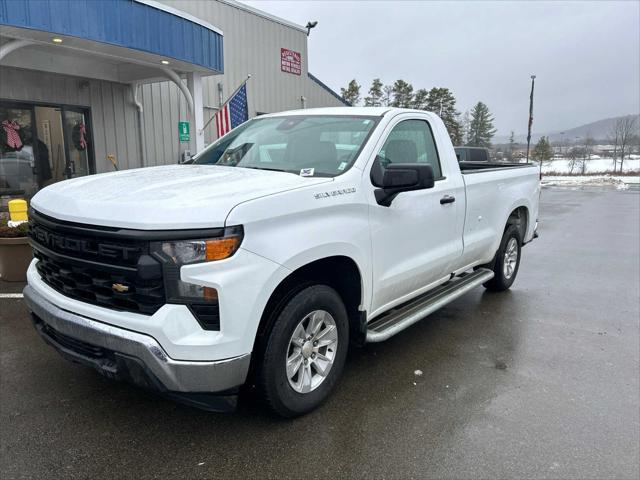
[23, 286, 251, 408]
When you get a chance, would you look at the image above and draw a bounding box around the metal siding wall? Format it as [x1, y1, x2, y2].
[139, 79, 190, 165]
[0, 66, 140, 174]
[304, 75, 349, 109]
[141, 0, 346, 163]
[0, 1, 347, 170]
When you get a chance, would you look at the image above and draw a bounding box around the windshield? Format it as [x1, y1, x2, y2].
[192, 115, 379, 177]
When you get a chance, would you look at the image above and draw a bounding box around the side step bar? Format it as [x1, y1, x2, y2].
[366, 268, 494, 343]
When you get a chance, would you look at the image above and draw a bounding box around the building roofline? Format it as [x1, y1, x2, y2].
[134, 0, 223, 35]
[307, 72, 350, 106]
[221, 0, 307, 33]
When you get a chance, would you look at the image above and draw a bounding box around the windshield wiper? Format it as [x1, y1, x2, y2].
[241, 166, 295, 174]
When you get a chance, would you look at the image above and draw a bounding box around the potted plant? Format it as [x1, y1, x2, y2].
[0, 218, 31, 282]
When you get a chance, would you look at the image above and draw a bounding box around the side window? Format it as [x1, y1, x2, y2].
[378, 119, 442, 178]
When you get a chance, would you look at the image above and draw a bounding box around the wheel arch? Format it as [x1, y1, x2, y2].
[249, 255, 366, 376]
[481, 204, 530, 271]
[505, 204, 529, 242]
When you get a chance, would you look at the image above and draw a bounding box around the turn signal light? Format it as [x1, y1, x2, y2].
[205, 236, 242, 261]
[203, 286, 218, 300]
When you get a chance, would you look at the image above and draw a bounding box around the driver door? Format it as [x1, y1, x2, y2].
[367, 117, 464, 316]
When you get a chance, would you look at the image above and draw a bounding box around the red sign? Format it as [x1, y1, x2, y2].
[280, 48, 301, 76]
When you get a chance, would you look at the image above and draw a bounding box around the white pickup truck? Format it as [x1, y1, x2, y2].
[24, 107, 539, 417]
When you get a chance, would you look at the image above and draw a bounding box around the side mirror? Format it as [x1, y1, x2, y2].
[371, 160, 435, 207]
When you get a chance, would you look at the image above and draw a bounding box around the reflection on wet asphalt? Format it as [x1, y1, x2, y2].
[1, 187, 638, 479]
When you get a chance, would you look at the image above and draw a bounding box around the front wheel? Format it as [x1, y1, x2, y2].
[258, 285, 349, 417]
[483, 224, 522, 291]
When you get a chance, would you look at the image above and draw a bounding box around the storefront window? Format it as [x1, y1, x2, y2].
[0, 105, 37, 199]
[0, 101, 94, 200]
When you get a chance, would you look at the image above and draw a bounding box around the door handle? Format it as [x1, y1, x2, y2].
[440, 195, 456, 205]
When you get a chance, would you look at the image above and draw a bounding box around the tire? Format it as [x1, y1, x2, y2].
[483, 224, 522, 292]
[258, 285, 349, 418]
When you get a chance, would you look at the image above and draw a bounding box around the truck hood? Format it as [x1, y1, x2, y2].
[31, 165, 331, 229]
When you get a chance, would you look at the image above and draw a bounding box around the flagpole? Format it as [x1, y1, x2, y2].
[525, 74, 536, 164]
[200, 74, 251, 134]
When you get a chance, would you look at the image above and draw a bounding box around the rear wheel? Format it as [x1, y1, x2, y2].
[258, 285, 349, 417]
[483, 224, 522, 291]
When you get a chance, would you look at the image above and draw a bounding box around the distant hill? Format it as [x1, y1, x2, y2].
[545, 114, 639, 142]
[494, 114, 639, 145]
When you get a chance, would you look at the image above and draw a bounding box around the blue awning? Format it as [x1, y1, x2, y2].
[0, 0, 223, 73]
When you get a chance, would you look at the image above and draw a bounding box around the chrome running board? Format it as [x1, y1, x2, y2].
[365, 268, 494, 343]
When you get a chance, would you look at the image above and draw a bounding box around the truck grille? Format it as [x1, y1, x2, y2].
[28, 211, 165, 315]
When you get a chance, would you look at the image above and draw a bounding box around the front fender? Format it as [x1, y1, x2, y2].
[226, 173, 373, 312]
[273, 242, 370, 312]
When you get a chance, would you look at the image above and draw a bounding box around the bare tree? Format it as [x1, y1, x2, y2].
[582, 133, 594, 174]
[608, 126, 619, 172]
[612, 116, 638, 172]
[567, 147, 581, 174]
[609, 135, 619, 171]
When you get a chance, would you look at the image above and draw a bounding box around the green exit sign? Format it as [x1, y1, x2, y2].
[178, 121, 190, 142]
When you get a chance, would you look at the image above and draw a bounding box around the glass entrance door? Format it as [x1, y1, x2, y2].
[0, 100, 94, 200]
[34, 106, 64, 186]
[62, 108, 91, 179]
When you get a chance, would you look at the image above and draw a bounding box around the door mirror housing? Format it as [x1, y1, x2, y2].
[371, 160, 435, 207]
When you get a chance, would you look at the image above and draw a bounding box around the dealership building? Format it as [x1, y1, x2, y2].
[0, 0, 346, 200]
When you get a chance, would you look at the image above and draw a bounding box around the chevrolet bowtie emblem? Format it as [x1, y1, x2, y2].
[111, 283, 130, 293]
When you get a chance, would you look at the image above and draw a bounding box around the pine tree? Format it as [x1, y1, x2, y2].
[467, 102, 497, 147]
[459, 111, 471, 145]
[533, 136, 553, 161]
[412, 89, 429, 110]
[391, 80, 414, 108]
[340, 79, 361, 106]
[448, 120, 463, 146]
[364, 78, 384, 107]
[507, 131, 516, 161]
[380, 85, 393, 106]
[424, 87, 462, 145]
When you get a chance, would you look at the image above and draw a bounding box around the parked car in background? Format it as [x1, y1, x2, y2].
[24, 107, 540, 417]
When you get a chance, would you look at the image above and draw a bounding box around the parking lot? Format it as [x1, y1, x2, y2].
[1, 186, 639, 479]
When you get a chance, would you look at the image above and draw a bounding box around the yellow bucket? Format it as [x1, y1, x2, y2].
[8, 199, 28, 222]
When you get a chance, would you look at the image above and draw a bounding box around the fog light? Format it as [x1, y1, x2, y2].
[188, 303, 220, 330]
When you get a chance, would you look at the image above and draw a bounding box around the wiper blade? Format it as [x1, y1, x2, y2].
[241, 166, 294, 174]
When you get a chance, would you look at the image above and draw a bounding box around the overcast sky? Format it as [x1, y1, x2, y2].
[242, 0, 640, 136]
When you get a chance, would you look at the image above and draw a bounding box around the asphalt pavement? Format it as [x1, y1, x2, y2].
[1, 186, 639, 479]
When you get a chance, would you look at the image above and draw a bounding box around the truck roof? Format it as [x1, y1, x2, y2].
[263, 106, 437, 118]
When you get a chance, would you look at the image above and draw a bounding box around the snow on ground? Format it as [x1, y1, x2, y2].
[538, 157, 640, 188]
[541, 157, 640, 175]
[541, 175, 639, 189]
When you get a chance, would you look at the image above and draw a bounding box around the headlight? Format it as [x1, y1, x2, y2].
[153, 226, 243, 303]
[160, 226, 243, 264]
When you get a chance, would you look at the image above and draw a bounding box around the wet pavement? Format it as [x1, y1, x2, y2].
[1, 187, 639, 479]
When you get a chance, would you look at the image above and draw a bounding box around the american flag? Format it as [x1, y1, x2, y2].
[214, 83, 248, 138]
